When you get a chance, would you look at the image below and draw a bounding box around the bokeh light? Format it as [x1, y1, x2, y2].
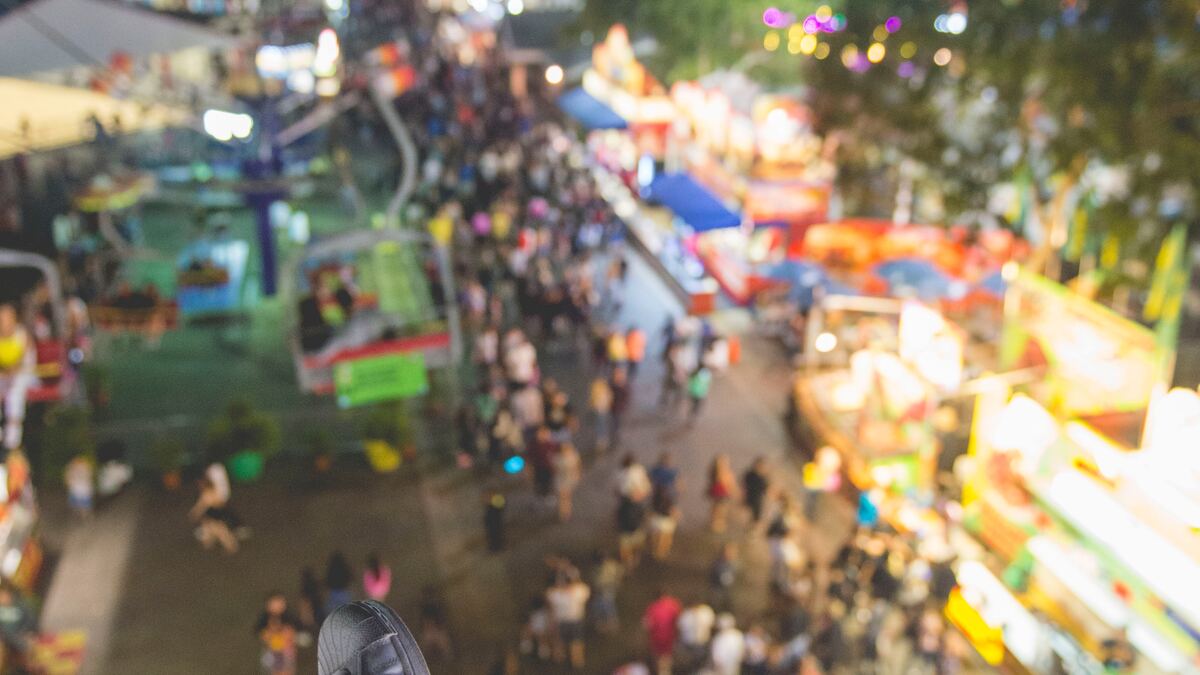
[933, 47, 953, 66]
[814, 42, 831, 59]
[873, 26, 890, 42]
[898, 61, 915, 78]
[867, 42, 886, 63]
[900, 41, 917, 59]
[788, 38, 803, 54]
[763, 7, 785, 27]
[885, 16, 902, 33]
[799, 34, 818, 55]
[841, 44, 859, 68]
[764, 31, 781, 51]
[815, 4, 832, 21]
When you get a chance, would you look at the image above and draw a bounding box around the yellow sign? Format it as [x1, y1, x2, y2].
[945, 588, 1005, 665]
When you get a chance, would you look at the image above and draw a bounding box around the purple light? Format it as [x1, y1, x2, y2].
[803, 15, 820, 34]
[898, 61, 915, 77]
[852, 54, 871, 72]
[830, 14, 846, 31]
[763, 7, 785, 27]
[885, 16, 902, 32]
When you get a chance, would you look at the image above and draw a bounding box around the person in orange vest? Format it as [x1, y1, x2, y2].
[625, 326, 646, 378]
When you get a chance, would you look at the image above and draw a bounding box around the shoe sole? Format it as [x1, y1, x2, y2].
[318, 600, 431, 675]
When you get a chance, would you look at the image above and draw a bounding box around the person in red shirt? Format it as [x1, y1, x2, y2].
[642, 589, 682, 675]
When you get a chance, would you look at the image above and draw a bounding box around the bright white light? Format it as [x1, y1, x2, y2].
[468, 0, 487, 11]
[946, 12, 968, 34]
[203, 109, 254, 142]
[545, 64, 564, 85]
[506, 0, 523, 14]
[815, 332, 838, 353]
[315, 77, 341, 97]
[287, 69, 315, 94]
[1, 548, 20, 577]
[313, 28, 340, 77]
[323, 0, 343, 10]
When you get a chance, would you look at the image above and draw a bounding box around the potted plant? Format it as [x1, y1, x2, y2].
[206, 399, 281, 483]
[361, 401, 413, 473]
[148, 436, 186, 490]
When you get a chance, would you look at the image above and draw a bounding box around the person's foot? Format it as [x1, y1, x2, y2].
[318, 600, 430, 675]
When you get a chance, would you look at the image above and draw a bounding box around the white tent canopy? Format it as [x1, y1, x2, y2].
[0, 77, 189, 158]
[0, 0, 238, 77]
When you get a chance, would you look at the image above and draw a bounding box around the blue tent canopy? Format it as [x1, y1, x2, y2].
[976, 270, 1007, 299]
[557, 88, 627, 130]
[874, 257, 963, 301]
[761, 259, 858, 309]
[646, 173, 742, 232]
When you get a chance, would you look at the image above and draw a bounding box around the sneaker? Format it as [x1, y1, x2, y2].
[318, 600, 430, 675]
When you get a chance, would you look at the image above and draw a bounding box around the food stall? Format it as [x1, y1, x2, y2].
[793, 295, 968, 498]
[668, 81, 833, 304]
[957, 269, 1200, 673]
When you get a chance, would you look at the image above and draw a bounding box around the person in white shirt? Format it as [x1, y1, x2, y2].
[545, 568, 591, 669]
[710, 613, 746, 675]
[676, 602, 715, 669]
[504, 333, 537, 388]
[615, 455, 651, 503]
[206, 462, 231, 505]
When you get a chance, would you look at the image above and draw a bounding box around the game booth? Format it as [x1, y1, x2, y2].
[286, 229, 459, 403]
[953, 269, 1200, 673]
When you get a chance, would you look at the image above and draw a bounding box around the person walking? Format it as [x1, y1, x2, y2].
[484, 491, 507, 553]
[686, 364, 713, 422]
[546, 567, 591, 670]
[710, 613, 746, 675]
[590, 551, 623, 635]
[324, 551, 353, 614]
[675, 600, 715, 671]
[643, 589, 682, 675]
[625, 325, 646, 378]
[64, 454, 94, 519]
[742, 457, 771, 525]
[296, 568, 324, 640]
[589, 375, 614, 453]
[616, 493, 647, 568]
[706, 454, 738, 533]
[647, 487, 680, 561]
[255, 592, 299, 675]
[362, 552, 392, 602]
[189, 477, 237, 553]
[553, 442, 582, 521]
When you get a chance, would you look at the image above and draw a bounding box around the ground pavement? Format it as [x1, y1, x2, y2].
[38, 250, 857, 674]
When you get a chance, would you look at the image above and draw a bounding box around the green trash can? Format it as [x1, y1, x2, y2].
[227, 451, 265, 483]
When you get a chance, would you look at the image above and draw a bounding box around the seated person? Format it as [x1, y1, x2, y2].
[298, 294, 333, 353]
[0, 305, 34, 451]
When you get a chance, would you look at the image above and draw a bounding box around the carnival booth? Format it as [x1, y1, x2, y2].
[669, 80, 833, 304]
[285, 229, 458, 401]
[956, 268, 1199, 673]
[793, 294, 968, 498]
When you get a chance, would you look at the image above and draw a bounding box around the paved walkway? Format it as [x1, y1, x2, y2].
[37, 246, 855, 674]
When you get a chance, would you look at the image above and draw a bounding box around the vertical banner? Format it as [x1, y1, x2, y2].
[1145, 223, 1190, 381]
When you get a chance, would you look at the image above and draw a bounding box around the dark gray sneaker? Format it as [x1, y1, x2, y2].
[318, 601, 431, 675]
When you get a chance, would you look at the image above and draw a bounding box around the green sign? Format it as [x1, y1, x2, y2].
[334, 352, 428, 408]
